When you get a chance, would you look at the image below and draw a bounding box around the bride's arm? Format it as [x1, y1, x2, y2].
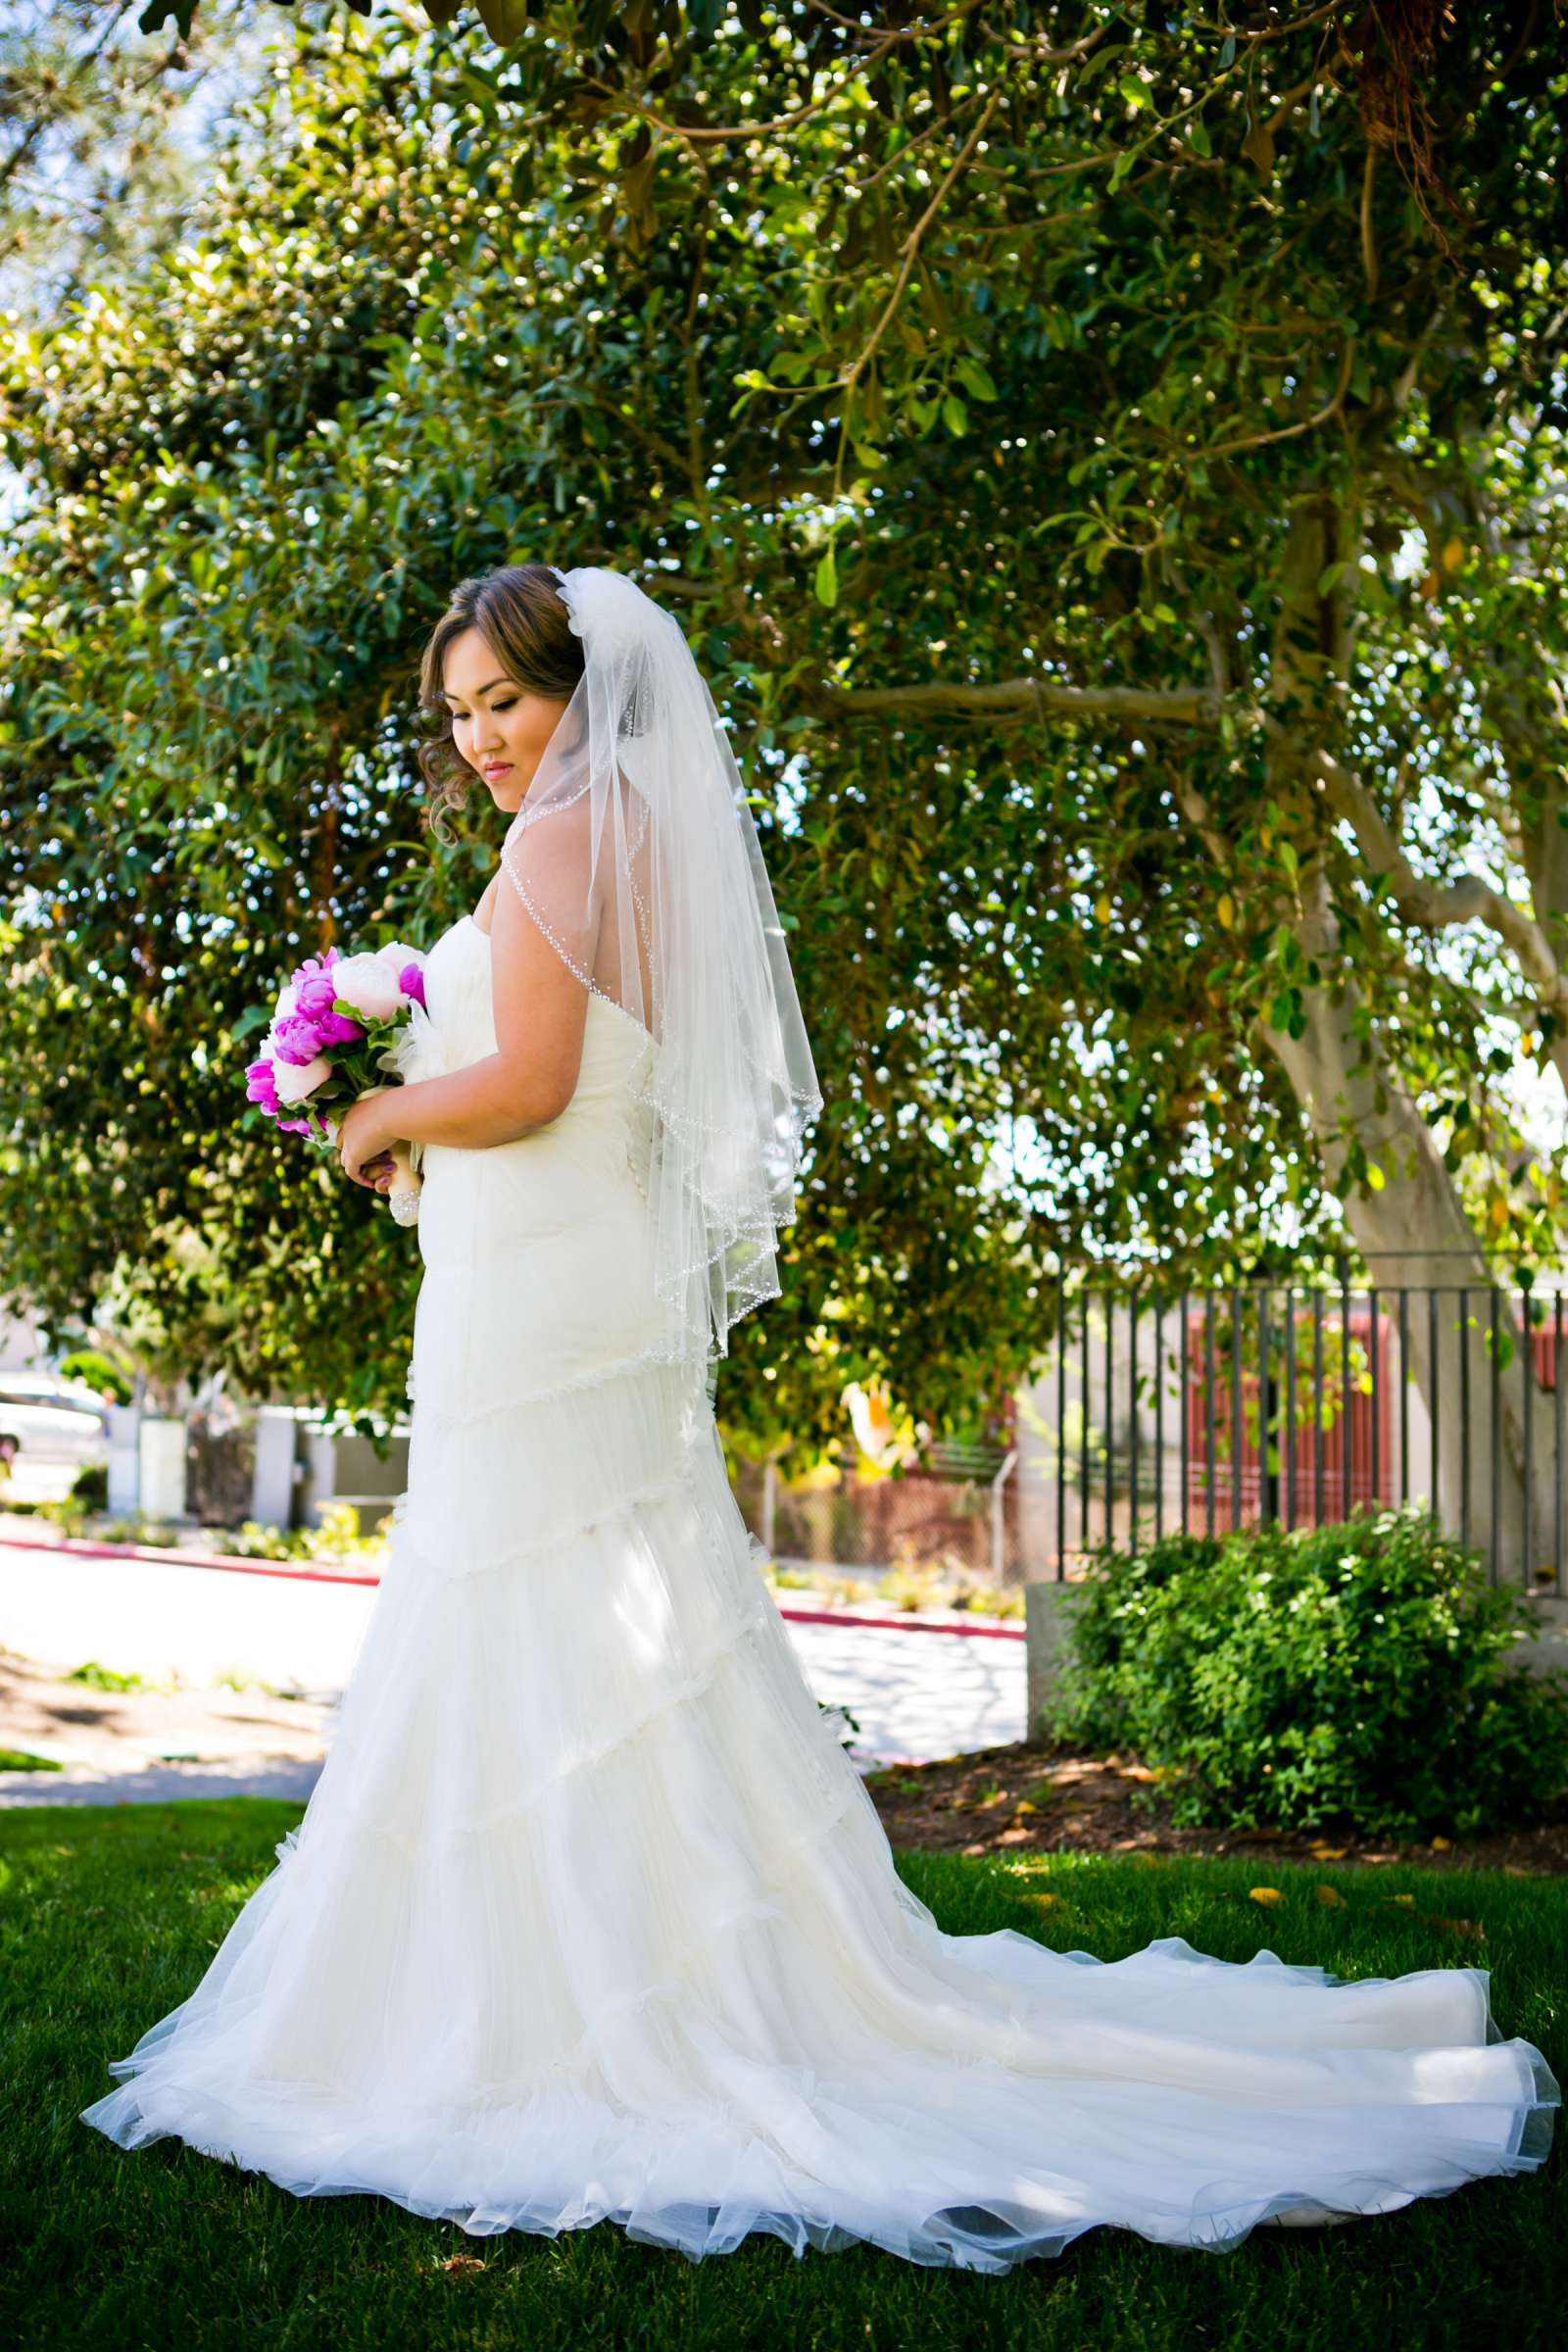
[374, 1045, 579, 1153]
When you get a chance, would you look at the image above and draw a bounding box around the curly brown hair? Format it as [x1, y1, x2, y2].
[415, 563, 585, 845]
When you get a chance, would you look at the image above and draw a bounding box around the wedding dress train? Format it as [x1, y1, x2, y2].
[80, 914, 1559, 2269]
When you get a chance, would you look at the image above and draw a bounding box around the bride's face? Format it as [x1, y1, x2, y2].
[442, 626, 570, 815]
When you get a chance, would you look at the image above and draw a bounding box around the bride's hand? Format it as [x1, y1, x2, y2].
[338, 1094, 399, 1191]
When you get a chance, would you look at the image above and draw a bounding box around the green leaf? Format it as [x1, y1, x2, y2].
[768, 350, 819, 384]
[814, 546, 838, 608]
[941, 393, 969, 436]
[1119, 75, 1152, 112]
[954, 355, 998, 402]
[473, 0, 536, 49]
[1188, 116, 1211, 158]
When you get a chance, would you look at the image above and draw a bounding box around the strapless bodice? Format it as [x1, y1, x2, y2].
[386, 921, 676, 1384]
[396, 915, 655, 1104]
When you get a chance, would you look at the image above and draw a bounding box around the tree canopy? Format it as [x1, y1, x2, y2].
[2, 1, 1565, 1483]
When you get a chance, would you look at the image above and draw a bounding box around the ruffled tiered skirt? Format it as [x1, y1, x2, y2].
[80, 1108, 1560, 2269]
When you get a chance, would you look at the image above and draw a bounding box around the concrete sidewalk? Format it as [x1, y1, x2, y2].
[0, 1541, 1026, 1806]
[0, 1646, 337, 1805]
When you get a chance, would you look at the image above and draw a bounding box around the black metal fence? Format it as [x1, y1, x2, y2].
[1021, 1270, 1567, 1595]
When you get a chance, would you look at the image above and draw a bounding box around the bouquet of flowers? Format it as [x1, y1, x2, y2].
[244, 941, 429, 1226]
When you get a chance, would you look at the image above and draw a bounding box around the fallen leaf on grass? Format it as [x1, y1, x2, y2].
[1013, 1799, 1039, 1816]
[1430, 1835, 1452, 1851]
[1428, 1916, 1488, 1943]
[1379, 1893, 1417, 1907]
[1249, 1887, 1285, 1906]
[1025, 1891, 1065, 1911]
[1308, 1844, 1349, 1861]
[1315, 1886, 1346, 1907]
[441, 2255, 486, 2275]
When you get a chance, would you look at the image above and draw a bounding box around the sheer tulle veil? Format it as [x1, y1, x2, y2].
[498, 565, 822, 1395]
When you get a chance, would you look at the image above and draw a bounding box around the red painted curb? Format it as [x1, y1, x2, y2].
[0, 1528, 379, 1589]
[0, 1527, 1026, 1638]
[765, 1602, 1024, 1642]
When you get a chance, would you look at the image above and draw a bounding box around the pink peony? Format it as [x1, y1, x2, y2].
[293, 969, 340, 1021]
[313, 1006, 368, 1047]
[245, 1057, 281, 1115]
[270, 1010, 328, 1067]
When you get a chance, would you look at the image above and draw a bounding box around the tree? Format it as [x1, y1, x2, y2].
[2, 3, 1565, 1518]
[0, 0, 283, 318]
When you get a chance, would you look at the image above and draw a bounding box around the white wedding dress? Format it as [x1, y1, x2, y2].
[80, 913, 1559, 2269]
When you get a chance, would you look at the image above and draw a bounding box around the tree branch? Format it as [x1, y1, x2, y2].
[1313, 749, 1568, 1008]
[814, 676, 1223, 724]
[1168, 770, 1236, 875]
[1195, 339, 1354, 463]
[841, 84, 1003, 397]
[1360, 144, 1379, 300]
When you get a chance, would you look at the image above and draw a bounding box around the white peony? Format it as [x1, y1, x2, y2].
[272, 1053, 331, 1102]
[328, 952, 406, 1023]
[273, 980, 300, 1020]
[379, 941, 425, 972]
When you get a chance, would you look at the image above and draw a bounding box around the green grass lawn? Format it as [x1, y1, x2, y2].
[2, 1798, 1563, 2351]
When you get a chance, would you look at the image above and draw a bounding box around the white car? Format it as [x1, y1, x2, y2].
[0, 1373, 113, 1506]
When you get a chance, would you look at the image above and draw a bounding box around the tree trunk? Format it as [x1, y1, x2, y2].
[1258, 492, 1550, 1581]
[1260, 916, 1545, 1577]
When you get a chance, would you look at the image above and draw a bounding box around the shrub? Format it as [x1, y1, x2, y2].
[1044, 1503, 1568, 1840]
[70, 1461, 109, 1511]
[36, 1494, 90, 1538]
[215, 1502, 391, 1567]
[56, 1348, 133, 1406]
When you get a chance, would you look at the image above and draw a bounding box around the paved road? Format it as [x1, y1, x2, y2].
[0, 1541, 1025, 1807]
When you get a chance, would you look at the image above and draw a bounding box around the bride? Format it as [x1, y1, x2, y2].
[79, 563, 1557, 2268]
